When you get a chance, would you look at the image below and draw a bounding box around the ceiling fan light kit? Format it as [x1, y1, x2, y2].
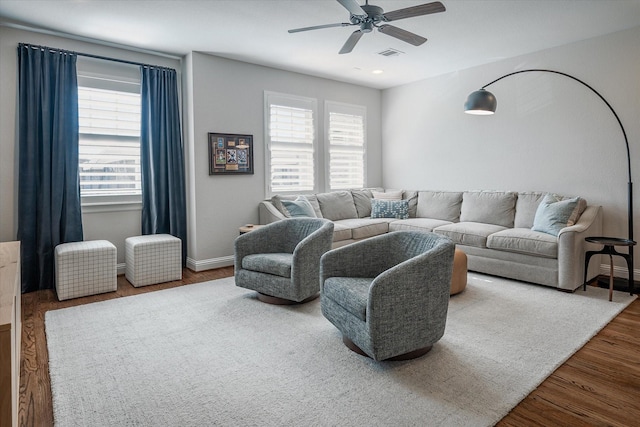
[288, 0, 446, 54]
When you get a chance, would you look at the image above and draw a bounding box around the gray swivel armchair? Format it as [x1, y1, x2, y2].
[320, 231, 455, 361]
[235, 218, 334, 304]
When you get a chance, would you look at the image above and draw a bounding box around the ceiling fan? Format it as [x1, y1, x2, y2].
[288, 0, 446, 54]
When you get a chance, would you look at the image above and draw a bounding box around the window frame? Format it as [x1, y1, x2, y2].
[324, 101, 367, 191]
[76, 57, 142, 206]
[264, 91, 319, 197]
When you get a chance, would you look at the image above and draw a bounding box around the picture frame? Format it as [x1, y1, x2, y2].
[208, 133, 254, 175]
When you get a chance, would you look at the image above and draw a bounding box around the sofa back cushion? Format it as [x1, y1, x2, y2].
[316, 191, 359, 220]
[514, 192, 546, 228]
[403, 190, 419, 218]
[416, 191, 463, 222]
[460, 190, 517, 227]
[351, 189, 374, 218]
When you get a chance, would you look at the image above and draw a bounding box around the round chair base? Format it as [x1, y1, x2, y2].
[342, 336, 433, 361]
[257, 292, 319, 305]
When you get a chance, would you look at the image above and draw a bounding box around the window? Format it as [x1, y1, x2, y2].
[265, 92, 317, 195]
[77, 58, 142, 200]
[325, 101, 366, 190]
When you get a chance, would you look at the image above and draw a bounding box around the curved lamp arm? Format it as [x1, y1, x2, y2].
[465, 68, 634, 286]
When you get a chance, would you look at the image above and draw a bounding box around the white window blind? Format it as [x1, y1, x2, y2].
[266, 93, 317, 194]
[326, 102, 366, 190]
[78, 86, 142, 197]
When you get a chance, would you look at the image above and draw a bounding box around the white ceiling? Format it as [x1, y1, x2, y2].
[1, 0, 639, 89]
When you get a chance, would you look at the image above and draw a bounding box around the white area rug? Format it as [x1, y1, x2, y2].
[45, 274, 635, 426]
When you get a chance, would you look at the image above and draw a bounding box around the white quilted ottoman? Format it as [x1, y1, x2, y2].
[54, 240, 117, 301]
[125, 234, 182, 287]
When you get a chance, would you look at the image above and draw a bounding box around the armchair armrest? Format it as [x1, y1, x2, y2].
[367, 239, 454, 343]
[368, 241, 454, 308]
[234, 221, 290, 270]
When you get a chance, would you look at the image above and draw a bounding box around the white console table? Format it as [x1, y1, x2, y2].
[0, 241, 21, 427]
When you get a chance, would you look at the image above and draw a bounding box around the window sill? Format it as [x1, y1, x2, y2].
[81, 195, 142, 213]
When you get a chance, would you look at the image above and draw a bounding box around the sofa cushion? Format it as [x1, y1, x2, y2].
[460, 191, 517, 228]
[434, 222, 507, 248]
[416, 191, 463, 222]
[334, 218, 390, 240]
[351, 189, 374, 218]
[389, 218, 453, 233]
[566, 196, 587, 226]
[316, 191, 358, 221]
[487, 228, 558, 258]
[332, 223, 353, 242]
[370, 199, 409, 219]
[281, 196, 317, 218]
[242, 253, 293, 278]
[531, 194, 580, 236]
[403, 190, 419, 218]
[514, 192, 546, 228]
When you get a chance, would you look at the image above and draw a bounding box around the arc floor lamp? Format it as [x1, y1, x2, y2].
[464, 69, 635, 294]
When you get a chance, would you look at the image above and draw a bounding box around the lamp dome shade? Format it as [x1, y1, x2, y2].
[464, 89, 497, 115]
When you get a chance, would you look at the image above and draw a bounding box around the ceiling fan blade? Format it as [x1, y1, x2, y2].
[383, 1, 446, 22]
[378, 25, 427, 46]
[337, 0, 367, 17]
[288, 22, 352, 33]
[339, 30, 364, 54]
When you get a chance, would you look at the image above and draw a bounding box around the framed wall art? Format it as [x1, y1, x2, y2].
[208, 133, 254, 175]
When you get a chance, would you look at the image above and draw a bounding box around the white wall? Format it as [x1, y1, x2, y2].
[185, 52, 382, 270]
[382, 26, 640, 277]
[0, 26, 180, 265]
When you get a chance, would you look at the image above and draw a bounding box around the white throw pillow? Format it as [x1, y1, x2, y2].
[371, 190, 403, 200]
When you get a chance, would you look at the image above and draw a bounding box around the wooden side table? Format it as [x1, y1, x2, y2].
[239, 224, 265, 235]
[583, 236, 636, 301]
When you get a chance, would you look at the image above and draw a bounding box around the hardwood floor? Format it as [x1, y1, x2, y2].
[18, 269, 639, 426]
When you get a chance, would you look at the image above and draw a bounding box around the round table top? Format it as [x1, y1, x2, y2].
[585, 236, 637, 247]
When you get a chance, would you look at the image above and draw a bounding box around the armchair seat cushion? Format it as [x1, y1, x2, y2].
[324, 277, 373, 321]
[242, 253, 293, 278]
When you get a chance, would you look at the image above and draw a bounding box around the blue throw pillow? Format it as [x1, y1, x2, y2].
[370, 199, 409, 219]
[531, 194, 579, 236]
[281, 196, 317, 218]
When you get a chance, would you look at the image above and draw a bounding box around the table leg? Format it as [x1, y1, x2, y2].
[583, 250, 597, 291]
[609, 253, 614, 302]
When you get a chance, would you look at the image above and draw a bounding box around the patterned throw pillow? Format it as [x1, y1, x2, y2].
[370, 199, 409, 219]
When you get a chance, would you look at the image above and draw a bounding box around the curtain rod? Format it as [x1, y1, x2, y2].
[18, 43, 176, 71]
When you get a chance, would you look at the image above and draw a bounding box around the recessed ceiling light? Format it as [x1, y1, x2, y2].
[372, 69, 384, 74]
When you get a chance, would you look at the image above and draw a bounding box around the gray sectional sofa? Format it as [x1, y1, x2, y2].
[258, 189, 603, 291]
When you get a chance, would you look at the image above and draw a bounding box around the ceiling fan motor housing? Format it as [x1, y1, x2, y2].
[350, 4, 385, 25]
